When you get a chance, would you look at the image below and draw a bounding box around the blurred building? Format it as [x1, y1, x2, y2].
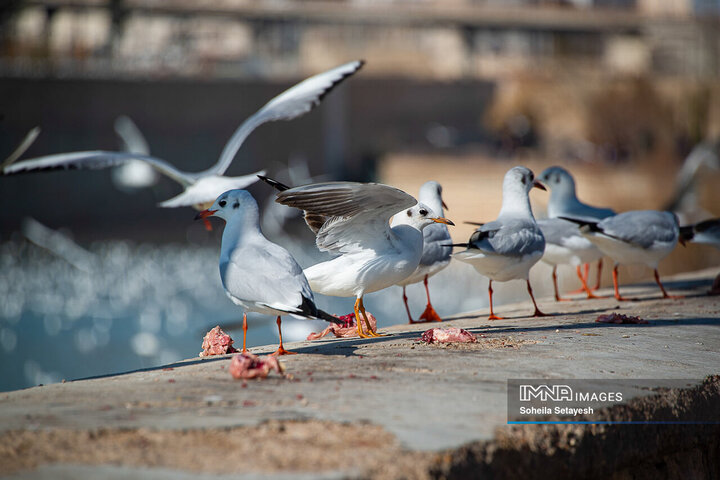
[0, 0, 718, 80]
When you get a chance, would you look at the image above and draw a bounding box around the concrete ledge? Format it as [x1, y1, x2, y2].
[1, 268, 719, 479]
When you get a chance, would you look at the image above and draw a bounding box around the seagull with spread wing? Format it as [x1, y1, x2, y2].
[260, 177, 454, 338]
[3, 61, 364, 215]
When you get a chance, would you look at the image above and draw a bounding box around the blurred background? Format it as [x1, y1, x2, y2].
[1, 0, 719, 392]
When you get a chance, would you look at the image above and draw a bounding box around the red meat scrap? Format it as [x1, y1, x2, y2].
[229, 352, 284, 380]
[595, 313, 648, 324]
[199, 326, 239, 356]
[421, 327, 477, 344]
[307, 312, 377, 340]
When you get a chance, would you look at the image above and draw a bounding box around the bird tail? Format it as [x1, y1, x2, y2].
[257, 175, 291, 192]
[678, 225, 694, 245]
[316, 309, 343, 324]
[558, 216, 601, 233]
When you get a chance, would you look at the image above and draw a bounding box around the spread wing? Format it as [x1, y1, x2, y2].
[1, 126, 40, 169]
[275, 181, 417, 253]
[206, 60, 364, 176]
[2, 150, 194, 186]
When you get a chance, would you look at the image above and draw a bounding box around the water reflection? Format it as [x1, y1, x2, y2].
[0, 238, 492, 392]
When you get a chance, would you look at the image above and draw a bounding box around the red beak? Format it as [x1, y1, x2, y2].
[195, 209, 217, 231]
[533, 180, 547, 191]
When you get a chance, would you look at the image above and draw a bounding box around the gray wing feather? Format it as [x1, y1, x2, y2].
[470, 218, 545, 256]
[221, 242, 312, 312]
[598, 211, 678, 248]
[276, 181, 417, 253]
[2, 150, 194, 186]
[418, 223, 452, 266]
[207, 60, 363, 176]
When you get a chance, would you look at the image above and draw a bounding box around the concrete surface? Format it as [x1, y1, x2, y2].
[1, 267, 719, 479]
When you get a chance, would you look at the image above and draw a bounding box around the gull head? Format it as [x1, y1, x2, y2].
[419, 180, 449, 212]
[538, 166, 575, 194]
[195, 189, 258, 224]
[395, 202, 454, 231]
[505, 166, 545, 196]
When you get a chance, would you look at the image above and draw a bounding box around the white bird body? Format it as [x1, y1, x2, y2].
[578, 211, 679, 270]
[564, 210, 681, 300]
[538, 218, 602, 268]
[454, 168, 545, 282]
[3, 61, 364, 210]
[266, 179, 454, 337]
[305, 223, 424, 297]
[453, 166, 547, 319]
[200, 189, 339, 354]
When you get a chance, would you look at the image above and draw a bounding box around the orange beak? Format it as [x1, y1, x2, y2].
[432, 217, 455, 226]
[195, 209, 217, 231]
[533, 180, 547, 191]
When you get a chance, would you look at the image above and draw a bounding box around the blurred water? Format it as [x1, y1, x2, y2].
[0, 237, 492, 393]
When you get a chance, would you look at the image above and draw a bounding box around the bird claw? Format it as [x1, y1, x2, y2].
[418, 304, 443, 323]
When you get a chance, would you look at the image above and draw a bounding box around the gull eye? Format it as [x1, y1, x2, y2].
[219, 200, 227, 208]
[233, 201, 240, 209]
[419, 208, 428, 216]
[520, 176, 527, 185]
[406, 209, 412, 217]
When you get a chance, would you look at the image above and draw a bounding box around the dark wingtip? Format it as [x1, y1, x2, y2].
[257, 175, 290, 192]
[316, 309, 343, 325]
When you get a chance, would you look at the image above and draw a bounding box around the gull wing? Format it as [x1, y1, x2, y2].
[468, 218, 545, 257]
[275, 181, 417, 253]
[1, 127, 41, 169]
[2, 150, 194, 187]
[206, 60, 364, 176]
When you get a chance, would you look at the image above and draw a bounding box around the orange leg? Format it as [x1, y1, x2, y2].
[402, 286, 415, 324]
[488, 280, 503, 320]
[527, 280, 548, 317]
[567, 263, 591, 294]
[272, 316, 297, 356]
[418, 276, 443, 322]
[654, 269, 683, 299]
[553, 266, 571, 302]
[592, 259, 603, 291]
[612, 265, 632, 301]
[242, 312, 248, 354]
[576, 265, 604, 299]
[359, 297, 386, 337]
[354, 297, 372, 338]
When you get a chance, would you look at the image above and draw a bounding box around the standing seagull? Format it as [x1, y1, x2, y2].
[562, 210, 682, 301]
[3, 60, 364, 212]
[392, 181, 452, 323]
[453, 166, 547, 320]
[196, 189, 341, 355]
[538, 166, 615, 295]
[261, 178, 454, 338]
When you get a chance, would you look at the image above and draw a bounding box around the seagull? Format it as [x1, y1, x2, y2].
[536, 218, 604, 301]
[110, 116, 160, 191]
[664, 140, 719, 225]
[196, 189, 342, 355]
[561, 210, 682, 301]
[260, 177, 454, 338]
[452, 166, 547, 320]
[392, 181, 452, 323]
[2, 60, 364, 213]
[538, 165, 615, 295]
[679, 218, 720, 249]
